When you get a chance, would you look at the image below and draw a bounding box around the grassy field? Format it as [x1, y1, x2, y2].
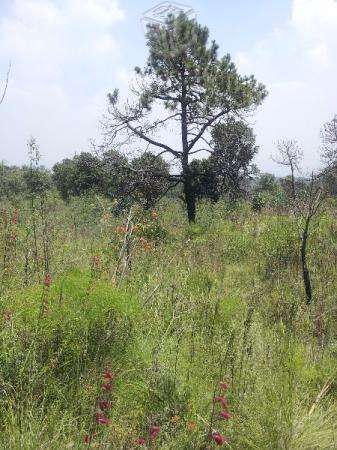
[1, 195, 337, 449]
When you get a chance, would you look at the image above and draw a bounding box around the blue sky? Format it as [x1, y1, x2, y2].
[0, 0, 337, 175]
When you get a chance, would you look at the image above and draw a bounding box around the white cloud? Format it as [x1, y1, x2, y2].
[233, 51, 254, 74]
[68, 0, 124, 27]
[306, 43, 332, 70]
[234, 41, 272, 81]
[0, 0, 125, 74]
[231, 0, 337, 173]
[0, 0, 125, 165]
[291, 0, 337, 66]
[272, 27, 284, 38]
[254, 80, 324, 174]
[292, 0, 337, 35]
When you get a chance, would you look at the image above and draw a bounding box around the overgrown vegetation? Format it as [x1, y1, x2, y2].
[2, 11, 337, 450]
[1, 193, 337, 449]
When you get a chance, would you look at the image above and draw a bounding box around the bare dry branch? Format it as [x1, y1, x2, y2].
[0, 62, 11, 106]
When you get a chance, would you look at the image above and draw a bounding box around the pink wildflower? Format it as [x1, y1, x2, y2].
[3, 309, 12, 321]
[44, 272, 52, 287]
[99, 400, 110, 411]
[150, 431, 159, 441]
[94, 255, 100, 268]
[96, 415, 111, 425]
[212, 432, 226, 445]
[102, 383, 113, 392]
[215, 396, 229, 409]
[147, 426, 161, 432]
[103, 369, 114, 380]
[220, 382, 229, 391]
[219, 411, 232, 420]
[11, 209, 18, 225]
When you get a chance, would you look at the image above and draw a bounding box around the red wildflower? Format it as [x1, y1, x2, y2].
[186, 422, 196, 431]
[150, 431, 159, 441]
[103, 369, 114, 380]
[99, 400, 111, 411]
[146, 426, 161, 442]
[212, 432, 226, 445]
[96, 415, 111, 425]
[151, 211, 159, 218]
[133, 224, 140, 232]
[11, 209, 18, 225]
[102, 383, 113, 392]
[116, 224, 126, 234]
[143, 242, 154, 250]
[94, 255, 100, 268]
[147, 426, 161, 432]
[84, 434, 91, 444]
[220, 382, 229, 391]
[136, 438, 146, 445]
[219, 411, 232, 420]
[215, 396, 229, 409]
[3, 309, 12, 321]
[44, 272, 52, 287]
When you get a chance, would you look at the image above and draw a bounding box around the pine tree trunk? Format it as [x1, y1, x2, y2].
[184, 174, 196, 223]
[180, 70, 196, 222]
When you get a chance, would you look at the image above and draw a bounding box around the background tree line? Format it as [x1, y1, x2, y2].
[1, 111, 336, 212]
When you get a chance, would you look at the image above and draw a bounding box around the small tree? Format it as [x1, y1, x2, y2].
[53, 152, 104, 200]
[272, 140, 303, 199]
[321, 115, 337, 166]
[52, 158, 77, 202]
[210, 118, 258, 199]
[100, 149, 130, 201]
[256, 173, 279, 193]
[292, 174, 326, 305]
[72, 152, 102, 195]
[24, 138, 52, 280]
[0, 163, 26, 201]
[320, 115, 337, 193]
[104, 13, 267, 221]
[23, 138, 52, 197]
[190, 157, 219, 201]
[129, 152, 170, 209]
[190, 119, 258, 202]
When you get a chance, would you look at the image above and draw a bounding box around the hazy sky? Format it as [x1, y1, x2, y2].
[0, 0, 337, 175]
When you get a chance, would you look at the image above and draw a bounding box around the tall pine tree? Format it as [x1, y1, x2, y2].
[105, 13, 267, 221]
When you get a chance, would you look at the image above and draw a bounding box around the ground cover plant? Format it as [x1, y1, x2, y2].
[1, 194, 337, 449]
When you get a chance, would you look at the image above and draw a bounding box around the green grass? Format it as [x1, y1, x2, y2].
[1, 197, 337, 448]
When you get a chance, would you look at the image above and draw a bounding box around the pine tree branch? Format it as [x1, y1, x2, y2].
[187, 109, 229, 151]
[125, 121, 181, 158]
